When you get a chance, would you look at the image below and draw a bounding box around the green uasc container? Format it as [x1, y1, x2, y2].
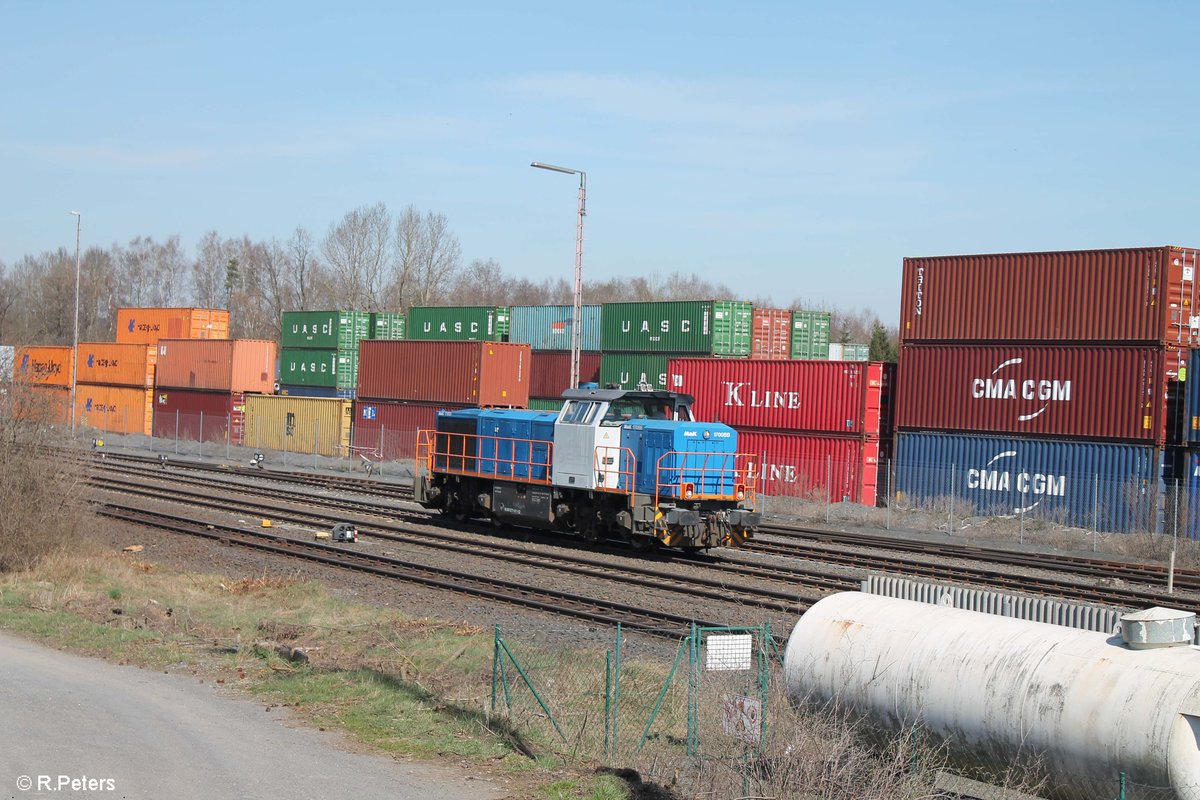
[407, 306, 509, 341]
[598, 353, 671, 391]
[790, 310, 832, 360]
[281, 311, 370, 350]
[279, 348, 358, 389]
[600, 300, 751, 355]
[527, 397, 565, 412]
[370, 312, 407, 340]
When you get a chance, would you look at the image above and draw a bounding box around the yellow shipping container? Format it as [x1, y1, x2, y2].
[244, 396, 352, 457]
[75, 384, 154, 435]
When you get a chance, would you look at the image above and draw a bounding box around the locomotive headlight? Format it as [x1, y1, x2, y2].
[702, 430, 710, 440]
[683, 483, 695, 499]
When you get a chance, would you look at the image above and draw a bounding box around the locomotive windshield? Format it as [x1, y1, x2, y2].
[601, 397, 689, 424]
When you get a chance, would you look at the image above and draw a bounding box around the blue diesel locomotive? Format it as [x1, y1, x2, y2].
[414, 387, 761, 549]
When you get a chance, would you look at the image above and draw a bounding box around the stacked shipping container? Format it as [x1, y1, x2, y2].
[894, 246, 1200, 532]
[510, 305, 602, 409]
[153, 339, 276, 443]
[11, 346, 73, 425]
[279, 310, 370, 398]
[667, 358, 892, 504]
[74, 342, 157, 435]
[407, 306, 510, 341]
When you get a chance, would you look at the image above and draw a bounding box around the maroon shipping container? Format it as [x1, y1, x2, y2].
[739, 430, 879, 506]
[351, 399, 471, 461]
[357, 340, 531, 407]
[750, 308, 791, 360]
[900, 246, 1200, 343]
[668, 358, 890, 436]
[151, 389, 246, 444]
[529, 351, 601, 398]
[155, 339, 276, 393]
[896, 343, 1181, 444]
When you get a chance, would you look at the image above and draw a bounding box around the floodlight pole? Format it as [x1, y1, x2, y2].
[531, 161, 586, 390]
[69, 211, 81, 435]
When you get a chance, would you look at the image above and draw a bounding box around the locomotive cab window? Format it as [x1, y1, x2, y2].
[560, 400, 599, 425]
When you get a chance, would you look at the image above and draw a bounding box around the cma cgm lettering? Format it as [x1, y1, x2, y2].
[894, 431, 1159, 533]
[897, 344, 1169, 442]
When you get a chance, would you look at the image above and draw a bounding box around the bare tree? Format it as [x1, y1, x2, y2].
[192, 230, 230, 309]
[386, 206, 463, 308]
[286, 226, 321, 310]
[322, 202, 392, 309]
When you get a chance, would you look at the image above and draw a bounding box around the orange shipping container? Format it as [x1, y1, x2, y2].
[75, 384, 154, 435]
[155, 339, 276, 394]
[75, 342, 156, 388]
[116, 307, 230, 345]
[10, 385, 70, 425]
[13, 346, 74, 387]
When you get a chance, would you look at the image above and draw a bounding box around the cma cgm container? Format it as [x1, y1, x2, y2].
[75, 385, 153, 435]
[599, 353, 670, 392]
[668, 358, 889, 436]
[279, 348, 356, 390]
[244, 395, 352, 457]
[357, 340, 530, 406]
[893, 431, 1160, 533]
[152, 389, 246, 444]
[155, 339, 276, 394]
[529, 351, 601, 399]
[509, 305, 602, 352]
[739, 430, 879, 505]
[898, 344, 1177, 444]
[900, 247, 1200, 343]
[280, 310, 370, 350]
[790, 311, 832, 360]
[352, 399, 471, 461]
[600, 301, 752, 356]
[751, 308, 791, 360]
[75, 342, 156, 388]
[370, 312, 407, 340]
[13, 346, 73, 387]
[407, 306, 510, 341]
[116, 307, 229, 345]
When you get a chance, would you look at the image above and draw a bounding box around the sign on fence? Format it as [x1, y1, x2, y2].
[721, 693, 762, 744]
[706, 634, 752, 671]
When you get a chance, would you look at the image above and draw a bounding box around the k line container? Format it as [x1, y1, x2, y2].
[897, 343, 1175, 443]
[529, 350, 601, 398]
[600, 301, 752, 355]
[356, 340, 530, 406]
[509, 305, 602, 352]
[155, 339, 277, 394]
[407, 306, 510, 341]
[751, 308, 792, 360]
[152, 389, 246, 444]
[370, 312, 407, 340]
[244, 395, 353, 457]
[279, 348, 357, 390]
[893, 430, 1160, 533]
[280, 310, 370, 350]
[75, 342, 156, 388]
[75, 384, 154, 435]
[352, 399, 471, 461]
[668, 358, 889, 435]
[738, 430, 879, 505]
[790, 311, 832, 360]
[13, 346, 73, 387]
[599, 353, 670, 392]
[900, 247, 1200, 343]
[116, 307, 230, 345]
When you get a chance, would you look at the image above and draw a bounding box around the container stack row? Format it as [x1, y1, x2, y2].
[667, 358, 893, 504]
[893, 246, 1200, 532]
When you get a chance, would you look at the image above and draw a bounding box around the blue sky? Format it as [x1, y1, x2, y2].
[3, 1, 1197, 324]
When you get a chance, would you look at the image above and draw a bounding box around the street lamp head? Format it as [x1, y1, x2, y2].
[69, 210, 80, 217]
[531, 161, 579, 176]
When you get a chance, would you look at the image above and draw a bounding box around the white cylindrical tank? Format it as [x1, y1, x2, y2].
[784, 592, 1200, 800]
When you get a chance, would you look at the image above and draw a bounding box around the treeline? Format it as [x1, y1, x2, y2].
[0, 201, 897, 358]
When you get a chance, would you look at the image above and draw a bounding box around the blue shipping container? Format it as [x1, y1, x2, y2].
[893, 431, 1159, 533]
[1186, 349, 1200, 444]
[509, 305, 602, 352]
[1168, 451, 1200, 539]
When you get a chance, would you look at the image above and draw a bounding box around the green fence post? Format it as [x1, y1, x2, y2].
[491, 625, 500, 714]
[1117, 771, 1126, 800]
[687, 621, 700, 757]
[604, 650, 612, 762]
[498, 638, 568, 743]
[759, 622, 770, 751]
[637, 635, 689, 753]
[613, 622, 622, 757]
